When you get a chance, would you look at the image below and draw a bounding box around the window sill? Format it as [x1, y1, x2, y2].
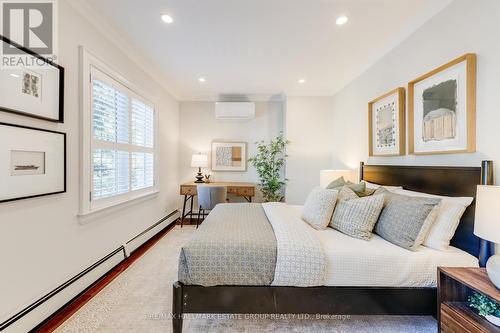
[78, 190, 159, 222]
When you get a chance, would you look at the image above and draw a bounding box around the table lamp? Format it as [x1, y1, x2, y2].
[191, 153, 208, 183]
[474, 185, 500, 289]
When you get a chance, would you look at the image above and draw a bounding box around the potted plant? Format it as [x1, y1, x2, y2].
[249, 134, 289, 202]
[468, 292, 500, 326]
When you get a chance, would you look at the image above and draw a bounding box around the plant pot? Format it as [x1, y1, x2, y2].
[485, 315, 500, 327]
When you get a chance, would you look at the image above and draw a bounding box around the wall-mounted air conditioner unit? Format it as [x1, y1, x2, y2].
[215, 102, 255, 120]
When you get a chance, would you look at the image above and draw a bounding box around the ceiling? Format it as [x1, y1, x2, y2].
[82, 0, 452, 101]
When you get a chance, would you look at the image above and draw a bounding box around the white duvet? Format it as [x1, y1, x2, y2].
[287, 205, 478, 287]
[262, 202, 327, 287]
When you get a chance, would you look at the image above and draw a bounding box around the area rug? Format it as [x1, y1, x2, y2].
[55, 226, 437, 333]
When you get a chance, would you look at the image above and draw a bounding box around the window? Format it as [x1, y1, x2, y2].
[80, 53, 158, 214]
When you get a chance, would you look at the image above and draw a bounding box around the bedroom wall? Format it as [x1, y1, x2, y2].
[0, 1, 179, 330]
[285, 96, 334, 204]
[330, 0, 500, 179]
[178, 100, 284, 202]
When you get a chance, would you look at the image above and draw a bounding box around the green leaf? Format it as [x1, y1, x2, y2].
[469, 292, 500, 317]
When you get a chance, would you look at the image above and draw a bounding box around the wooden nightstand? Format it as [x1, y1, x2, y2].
[438, 267, 500, 333]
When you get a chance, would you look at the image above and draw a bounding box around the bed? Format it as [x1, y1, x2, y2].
[172, 162, 495, 333]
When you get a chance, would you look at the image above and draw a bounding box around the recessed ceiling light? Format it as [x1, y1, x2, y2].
[336, 15, 349, 25]
[161, 14, 173, 24]
[298, 79, 306, 84]
[198, 77, 206, 83]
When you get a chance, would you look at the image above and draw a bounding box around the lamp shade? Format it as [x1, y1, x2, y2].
[474, 185, 500, 244]
[191, 153, 208, 168]
[320, 169, 356, 188]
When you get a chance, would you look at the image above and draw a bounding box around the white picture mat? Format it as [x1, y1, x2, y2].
[413, 61, 467, 153]
[0, 125, 65, 200]
[372, 92, 400, 155]
[211, 142, 246, 171]
[10, 150, 46, 175]
[0, 40, 60, 120]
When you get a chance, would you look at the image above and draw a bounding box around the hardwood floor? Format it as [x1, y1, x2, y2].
[32, 221, 178, 333]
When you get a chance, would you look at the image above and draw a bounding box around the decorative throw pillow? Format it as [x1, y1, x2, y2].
[302, 187, 339, 230]
[374, 189, 441, 251]
[337, 186, 359, 201]
[344, 181, 367, 194]
[330, 194, 385, 240]
[326, 177, 347, 189]
[330, 181, 374, 197]
[392, 189, 473, 251]
[355, 187, 376, 197]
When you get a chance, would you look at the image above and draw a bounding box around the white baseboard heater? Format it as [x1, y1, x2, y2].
[0, 210, 179, 333]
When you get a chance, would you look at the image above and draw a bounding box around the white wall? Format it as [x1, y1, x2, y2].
[0, 1, 179, 328]
[331, 0, 500, 180]
[179, 101, 283, 202]
[285, 96, 333, 204]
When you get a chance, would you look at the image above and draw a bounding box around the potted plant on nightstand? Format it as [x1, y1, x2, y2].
[469, 292, 500, 326]
[249, 134, 289, 202]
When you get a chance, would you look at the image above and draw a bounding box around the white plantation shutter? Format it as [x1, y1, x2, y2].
[92, 79, 129, 144]
[90, 66, 156, 207]
[93, 149, 129, 199]
[131, 99, 154, 148]
[131, 152, 154, 190]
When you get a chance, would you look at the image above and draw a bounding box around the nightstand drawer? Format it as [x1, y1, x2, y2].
[237, 187, 254, 197]
[180, 186, 196, 196]
[440, 304, 475, 333]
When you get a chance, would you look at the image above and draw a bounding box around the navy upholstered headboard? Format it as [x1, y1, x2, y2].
[360, 162, 494, 265]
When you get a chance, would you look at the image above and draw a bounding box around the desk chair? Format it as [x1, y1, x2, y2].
[196, 185, 227, 228]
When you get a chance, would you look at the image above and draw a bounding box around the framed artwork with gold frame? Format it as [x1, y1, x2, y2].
[211, 141, 247, 172]
[368, 87, 406, 157]
[408, 54, 476, 155]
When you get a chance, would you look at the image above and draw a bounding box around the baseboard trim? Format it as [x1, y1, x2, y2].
[0, 210, 178, 333]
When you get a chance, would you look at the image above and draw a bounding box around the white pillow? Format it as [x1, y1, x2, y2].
[302, 187, 338, 230]
[393, 188, 473, 251]
[365, 181, 403, 192]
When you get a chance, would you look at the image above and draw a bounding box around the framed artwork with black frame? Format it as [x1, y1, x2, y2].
[0, 35, 64, 122]
[0, 122, 66, 203]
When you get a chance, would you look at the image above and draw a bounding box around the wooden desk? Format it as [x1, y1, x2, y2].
[179, 182, 256, 225]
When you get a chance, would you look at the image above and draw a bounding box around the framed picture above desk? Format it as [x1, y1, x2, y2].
[179, 181, 256, 226]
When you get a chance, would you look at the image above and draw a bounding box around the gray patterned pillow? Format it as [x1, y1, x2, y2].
[302, 187, 338, 230]
[375, 190, 441, 251]
[330, 194, 385, 240]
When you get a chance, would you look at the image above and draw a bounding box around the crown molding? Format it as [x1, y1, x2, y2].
[64, 0, 180, 101]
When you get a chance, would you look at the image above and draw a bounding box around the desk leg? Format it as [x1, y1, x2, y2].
[189, 195, 194, 221]
[181, 195, 196, 226]
[181, 195, 188, 227]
